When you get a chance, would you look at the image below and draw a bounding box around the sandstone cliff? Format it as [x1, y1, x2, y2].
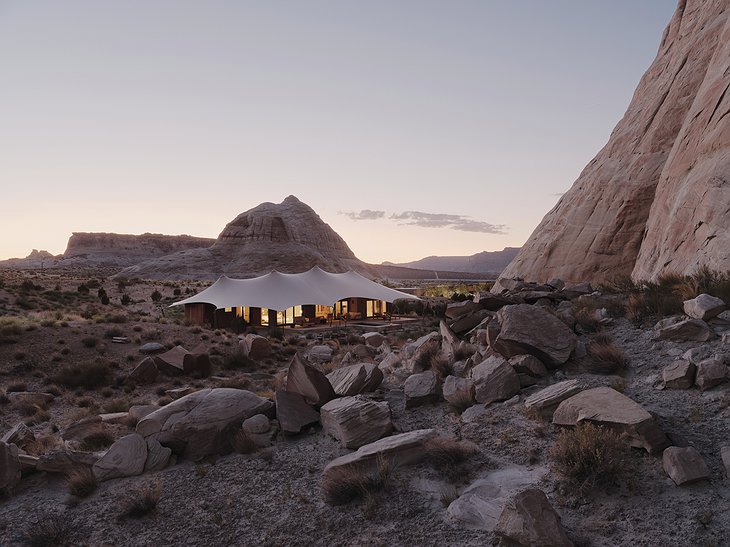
[120, 196, 377, 280]
[501, 0, 730, 283]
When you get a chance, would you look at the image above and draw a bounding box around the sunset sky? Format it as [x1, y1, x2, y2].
[0, 1, 676, 264]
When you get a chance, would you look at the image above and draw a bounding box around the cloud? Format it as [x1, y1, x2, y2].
[390, 211, 507, 234]
[339, 209, 386, 221]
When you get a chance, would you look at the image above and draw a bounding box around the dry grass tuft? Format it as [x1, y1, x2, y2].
[52, 360, 112, 390]
[585, 337, 629, 374]
[431, 353, 453, 379]
[79, 430, 115, 451]
[321, 455, 392, 507]
[22, 513, 72, 547]
[117, 479, 162, 520]
[549, 422, 629, 491]
[231, 429, 257, 454]
[424, 437, 478, 481]
[66, 466, 97, 498]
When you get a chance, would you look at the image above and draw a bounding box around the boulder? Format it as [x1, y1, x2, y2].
[494, 304, 577, 366]
[404, 371, 441, 408]
[494, 489, 573, 547]
[275, 389, 320, 435]
[137, 388, 275, 460]
[144, 437, 172, 472]
[378, 351, 401, 373]
[695, 358, 728, 390]
[474, 291, 515, 311]
[153, 345, 188, 375]
[403, 332, 440, 358]
[442, 376, 475, 408]
[662, 359, 696, 389]
[655, 319, 713, 342]
[320, 396, 393, 448]
[471, 357, 520, 404]
[361, 363, 384, 392]
[362, 332, 385, 348]
[92, 433, 147, 482]
[683, 294, 726, 321]
[721, 446, 730, 478]
[450, 309, 491, 336]
[445, 300, 481, 320]
[1, 423, 35, 449]
[242, 334, 272, 360]
[242, 414, 270, 435]
[126, 357, 160, 385]
[9, 391, 54, 408]
[308, 344, 334, 362]
[139, 342, 165, 354]
[440, 320, 460, 362]
[461, 404, 488, 423]
[553, 387, 669, 453]
[322, 429, 437, 499]
[509, 354, 548, 379]
[183, 352, 212, 377]
[285, 353, 336, 407]
[61, 416, 106, 442]
[662, 446, 711, 486]
[0, 441, 21, 492]
[128, 404, 160, 422]
[327, 364, 368, 396]
[36, 450, 100, 473]
[524, 380, 582, 418]
[409, 336, 441, 372]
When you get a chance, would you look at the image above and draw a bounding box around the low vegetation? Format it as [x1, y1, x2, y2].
[66, 466, 98, 498]
[585, 334, 630, 374]
[51, 360, 113, 390]
[116, 480, 162, 520]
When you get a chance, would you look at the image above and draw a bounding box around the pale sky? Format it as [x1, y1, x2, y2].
[0, 0, 677, 263]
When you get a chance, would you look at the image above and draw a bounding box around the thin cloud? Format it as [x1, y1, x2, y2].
[339, 209, 386, 221]
[390, 211, 507, 234]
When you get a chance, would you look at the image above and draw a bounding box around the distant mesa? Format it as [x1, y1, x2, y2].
[502, 0, 730, 283]
[384, 248, 520, 276]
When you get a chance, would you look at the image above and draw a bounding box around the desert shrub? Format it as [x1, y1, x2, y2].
[268, 327, 284, 340]
[80, 431, 115, 451]
[423, 437, 478, 480]
[25, 408, 50, 425]
[151, 290, 162, 302]
[677, 266, 730, 303]
[413, 343, 440, 373]
[103, 398, 130, 413]
[222, 351, 257, 371]
[120, 294, 132, 306]
[117, 480, 162, 519]
[173, 288, 181, 296]
[104, 327, 124, 339]
[321, 456, 391, 506]
[105, 313, 127, 324]
[13, 350, 26, 360]
[77, 284, 90, 294]
[52, 361, 112, 390]
[585, 337, 629, 374]
[7, 382, 27, 393]
[0, 392, 9, 405]
[86, 279, 101, 289]
[81, 336, 99, 348]
[220, 377, 251, 390]
[22, 513, 73, 547]
[66, 466, 97, 498]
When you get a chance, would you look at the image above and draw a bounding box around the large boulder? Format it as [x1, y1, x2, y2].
[92, 433, 147, 482]
[445, 300, 481, 320]
[136, 388, 274, 460]
[683, 294, 726, 321]
[403, 332, 440, 359]
[442, 376, 475, 408]
[404, 371, 441, 408]
[494, 489, 573, 547]
[0, 441, 21, 492]
[320, 396, 393, 448]
[183, 352, 212, 377]
[326, 363, 382, 396]
[362, 332, 385, 348]
[662, 446, 711, 486]
[553, 387, 669, 453]
[471, 357, 520, 404]
[662, 359, 696, 389]
[153, 345, 188, 375]
[307, 344, 333, 362]
[655, 319, 713, 342]
[695, 358, 728, 390]
[275, 389, 320, 435]
[144, 437, 172, 472]
[37, 450, 100, 473]
[285, 353, 336, 407]
[494, 304, 577, 366]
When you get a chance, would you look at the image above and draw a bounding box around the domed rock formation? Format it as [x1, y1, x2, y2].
[120, 196, 376, 280]
[501, 0, 730, 284]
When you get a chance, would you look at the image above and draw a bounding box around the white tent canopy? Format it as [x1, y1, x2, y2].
[170, 266, 420, 311]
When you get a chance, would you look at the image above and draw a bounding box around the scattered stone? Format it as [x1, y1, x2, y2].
[494, 304, 577, 366]
[682, 346, 711, 364]
[445, 300, 481, 320]
[1, 423, 35, 449]
[137, 388, 274, 460]
[18, 453, 38, 472]
[242, 414, 270, 435]
[362, 332, 385, 347]
[139, 342, 166, 354]
[461, 404, 488, 423]
[285, 353, 336, 407]
[494, 488, 573, 547]
[655, 319, 713, 342]
[662, 359, 696, 389]
[695, 358, 728, 390]
[474, 291, 514, 311]
[553, 386, 669, 453]
[561, 282, 594, 299]
[442, 376, 475, 408]
[92, 433, 147, 482]
[403, 332, 440, 358]
[308, 344, 334, 362]
[440, 320, 460, 362]
[9, 392, 54, 408]
[378, 351, 401, 373]
[524, 380, 582, 417]
[404, 370, 442, 408]
[320, 396, 393, 448]
[0, 441, 21, 491]
[275, 389, 320, 435]
[509, 354, 548, 378]
[99, 412, 128, 424]
[126, 357, 159, 385]
[153, 345, 188, 375]
[471, 357, 520, 404]
[144, 437, 172, 472]
[683, 294, 726, 321]
[662, 446, 711, 485]
[327, 364, 368, 396]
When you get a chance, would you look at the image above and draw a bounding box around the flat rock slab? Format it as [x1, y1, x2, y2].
[37, 450, 101, 474]
[663, 446, 711, 485]
[1, 422, 35, 448]
[320, 396, 393, 448]
[524, 380, 582, 416]
[447, 467, 547, 531]
[404, 371, 441, 408]
[154, 345, 188, 375]
[662, 359, 696, 389]
[471, 357, 520, 404]
[93, 433, 147, 482]
[494, 488, 573, 547]
[656, 319, 713, 342]
[285, 353, 336, 407]
[695, 358, 728, 390]
[137, 388, 274, 460]
[461, 404, 489, 423]
[683, 294, 726, 321]
[275, 389, 320, 435]
[553, 386, 669, 453]
[494, 304, 577, 366]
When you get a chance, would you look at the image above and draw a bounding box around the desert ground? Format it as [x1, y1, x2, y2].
[0, 267, 729, 546]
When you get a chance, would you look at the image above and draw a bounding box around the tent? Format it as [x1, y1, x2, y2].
[170, 266, 420, 311]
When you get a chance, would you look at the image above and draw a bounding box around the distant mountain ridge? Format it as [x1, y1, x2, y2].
[384, 247, 520, 274]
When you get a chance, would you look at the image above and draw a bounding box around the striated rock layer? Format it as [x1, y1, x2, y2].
[501, 0, 730, 283]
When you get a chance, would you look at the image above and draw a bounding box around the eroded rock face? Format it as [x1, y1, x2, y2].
[499, 1, 730, 284]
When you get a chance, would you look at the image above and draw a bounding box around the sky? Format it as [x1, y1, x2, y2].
[0, 0, 677, 264]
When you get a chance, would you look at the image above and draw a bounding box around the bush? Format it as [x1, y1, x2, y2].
[81, 336, 99, 348]
[549, 422, 629, 490]
[151, 290, 162, 302]
[413, 343, 440, 373]
[66, 466, 97, 498]
[321, 456, 391, 506]
[268, 327, 284, 340]
[117, 480, 162, 519]
[104, 327, 124, 339]
[77, 284, 90, 294]
[585, 336, 629, 374]
[423, 437, 478, 480]
[22, 513, 72, 547]
[121, 294, 132, 306]
[80, 431, 115, 451]
[222, 352, 257, 371]
[52, 361, 112, 390]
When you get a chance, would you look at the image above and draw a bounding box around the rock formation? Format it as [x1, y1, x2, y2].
[501, 0, 730, 283]
[120, 196, 377, 280]
[384, 247, 520, 274]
